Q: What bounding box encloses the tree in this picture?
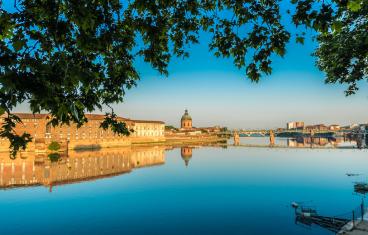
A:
[48,141,60,151]
[0,0,367,157]
[291,0,368,96]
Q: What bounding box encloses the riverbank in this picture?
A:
[133,135,228,147]
[338,212,368,235]
[339,221,368,235]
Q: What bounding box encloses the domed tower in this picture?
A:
[181,109,192,129]
[181,147,192,167]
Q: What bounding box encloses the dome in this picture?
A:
[181,109,192,121]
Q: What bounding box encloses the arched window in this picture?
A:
[46,123,51,134]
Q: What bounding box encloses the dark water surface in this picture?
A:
[1,144,367,235]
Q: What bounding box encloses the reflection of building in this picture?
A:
[0,146,166,189]
[287,122,304,130]
[181,147,192,167]
[0,113,165,152]
[287,137,344,147]
[355,124,368,149]
[131,146,165,168]
[180,109,192,130]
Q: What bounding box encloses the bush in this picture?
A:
[48,141,61,151]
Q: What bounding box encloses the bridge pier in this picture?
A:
[269,130,275,146]
[234,132,240,146]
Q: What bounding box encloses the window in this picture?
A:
[46,123,51,134]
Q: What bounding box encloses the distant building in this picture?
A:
[329,124,341,131]
[305,124,328,131]
[181,109,192,130]
[199,126,221,133]
[350,124,359,129]
[166,109,223,138]
[287,121,304,130]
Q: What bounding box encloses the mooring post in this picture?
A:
[353,211,355,228]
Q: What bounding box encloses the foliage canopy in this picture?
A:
[48,141,60,151]
[0,0,367,157]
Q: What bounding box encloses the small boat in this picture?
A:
[300,207,317,217]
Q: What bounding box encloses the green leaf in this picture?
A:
[347,0,362,12]
[12,40,25,52]
[332,21,343,33]
[296,36,305,44]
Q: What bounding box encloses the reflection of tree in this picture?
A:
[48,153,61,162]
[354,183,368,195]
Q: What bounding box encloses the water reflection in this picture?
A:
[0,146,166,190]
[1,145,368,235]
[287,137,340,148]
[287,137,362,148]
[181,147,193,167]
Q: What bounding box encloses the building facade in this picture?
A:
[286,121,304,130]
[329,124,341,131]
[180,109,192,129]
[0,113,165,152]
[305,124,329,131]
[130,120,165,143]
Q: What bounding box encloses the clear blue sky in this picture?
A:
[114,18,367,129]
[5,1,367,129]
[116,37,367,129]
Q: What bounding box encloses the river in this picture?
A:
[0,137,367,235]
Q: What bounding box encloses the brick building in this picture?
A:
[0,113,165,152]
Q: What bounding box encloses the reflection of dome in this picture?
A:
[181,109,192,121]
[181,147,192,167]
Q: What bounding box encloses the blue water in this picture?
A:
[1,146,367,235]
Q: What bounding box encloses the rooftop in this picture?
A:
[2,113,164,124]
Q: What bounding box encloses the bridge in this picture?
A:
[217,129,368,137]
